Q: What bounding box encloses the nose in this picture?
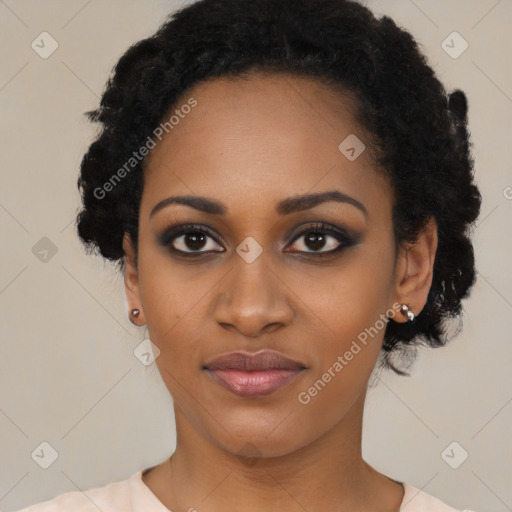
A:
[213,256,294,338]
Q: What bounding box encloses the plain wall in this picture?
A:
[1,1,511,510]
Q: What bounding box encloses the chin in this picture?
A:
[209,420,314,460]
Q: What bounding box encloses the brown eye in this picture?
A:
[159,224,224,255]
[285,223,358,256]
[177,232,209,251]
[294,231,337,252]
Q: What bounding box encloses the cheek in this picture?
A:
[137,229,208,324]
[136,249,205,366]
[292,240,396,397]
[294,239,395,344]
[291,278,392,437]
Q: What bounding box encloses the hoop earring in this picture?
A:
[400,304,415,322]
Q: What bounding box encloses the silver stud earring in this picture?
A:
[130,309,140,324]
[400,304,415,322]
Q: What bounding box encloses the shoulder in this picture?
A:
[15,472,137,512]
[401,482,478,512]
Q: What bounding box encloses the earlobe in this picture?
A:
[391,217,438,321]
[122,233,145,325]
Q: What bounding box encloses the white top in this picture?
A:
[16,467,477,511]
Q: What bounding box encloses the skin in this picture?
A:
[122,71,438,512]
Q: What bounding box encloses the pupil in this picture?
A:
[186,232,206,250]
[306,232,325,251]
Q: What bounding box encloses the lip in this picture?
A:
[203,350,307,397]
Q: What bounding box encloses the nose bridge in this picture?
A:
[213,243,292,335]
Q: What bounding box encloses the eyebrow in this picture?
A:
[149,190,368,219]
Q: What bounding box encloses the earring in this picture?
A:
[130,309,140,325]
[400,304,415,322]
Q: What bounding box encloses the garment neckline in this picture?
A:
[131,467,417,511]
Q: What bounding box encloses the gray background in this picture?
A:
[1,1,511,511]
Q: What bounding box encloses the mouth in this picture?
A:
[203,350,307,397]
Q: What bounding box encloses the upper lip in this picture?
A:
[203,350,306,371]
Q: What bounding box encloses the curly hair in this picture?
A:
[75,0,481,375]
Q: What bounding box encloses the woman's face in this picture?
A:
[124,72,412,458]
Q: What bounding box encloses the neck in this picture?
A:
[145,390,403,512]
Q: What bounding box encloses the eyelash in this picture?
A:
[159,222,359,259]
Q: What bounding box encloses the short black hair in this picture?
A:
[75,0,481,375]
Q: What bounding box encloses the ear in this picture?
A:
[390,217,438,322]
[122,232,145,325]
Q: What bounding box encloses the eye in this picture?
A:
[285,223,356,256]
[159,222,358,258]
[159,224,224,256]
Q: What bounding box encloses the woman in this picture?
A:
[19,0,481,510]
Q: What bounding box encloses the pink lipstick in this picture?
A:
[203,350,306,397]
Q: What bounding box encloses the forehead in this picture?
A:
[147,71,365,163]
[141,72,389,220]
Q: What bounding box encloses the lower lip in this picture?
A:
[205,368,304,397]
